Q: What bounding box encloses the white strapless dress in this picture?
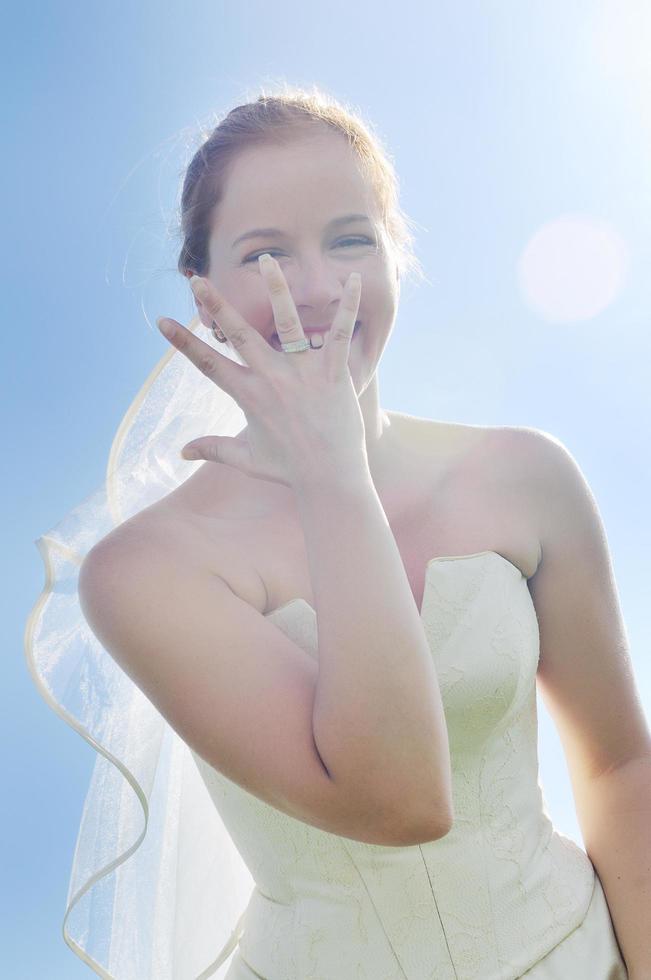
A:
[190,551,628,979]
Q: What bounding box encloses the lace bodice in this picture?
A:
[190,550,595,980]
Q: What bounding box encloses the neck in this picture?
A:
[190,371,402,511]
[356,371,396,487]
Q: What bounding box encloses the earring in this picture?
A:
[211,320,228,343]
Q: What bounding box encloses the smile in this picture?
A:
[271,321,361,347]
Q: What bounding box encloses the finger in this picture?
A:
[324,273,362,375]
[190,275,271,369]
[181,433,252,471]
[258,254,310,353]
[156,316,249,401]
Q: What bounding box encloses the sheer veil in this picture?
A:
[24,313,258,979]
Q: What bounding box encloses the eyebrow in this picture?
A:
[231,213,373,250]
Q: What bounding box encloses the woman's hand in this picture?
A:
[156,254,367,489]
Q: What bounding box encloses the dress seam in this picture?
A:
[338,842,410,979]
[418,844,459,979]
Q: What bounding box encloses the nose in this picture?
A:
[283,259,349,324]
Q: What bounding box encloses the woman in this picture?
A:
[27,87,648,978]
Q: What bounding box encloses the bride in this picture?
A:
[30,85,644,978]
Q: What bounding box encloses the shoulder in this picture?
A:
[498,426,600,542]
[416,415,542,491]
[498,423,573,463]
[483,426,603,550]
[463,422,560,469]
[85,455,239,563]
[81,493,207,589]
[504,427,620,611]
[390,413,545,504]
[422,423,573,577]
[494,423,581,474]
[81,483,267,615]
[79,504,225,641]
[390,411,510,463]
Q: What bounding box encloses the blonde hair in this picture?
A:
[176,82,425,286]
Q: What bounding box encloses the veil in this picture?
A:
[24,313,257,979]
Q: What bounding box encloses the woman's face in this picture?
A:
[199,132,400,386]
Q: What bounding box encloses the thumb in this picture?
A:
[181,435,251,471]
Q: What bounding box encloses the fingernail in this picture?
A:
[157,317,174,337]
[181,446,201,460]
[258,253,274,269]
[190,275,207,293]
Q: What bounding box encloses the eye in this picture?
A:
[242,237,376,264]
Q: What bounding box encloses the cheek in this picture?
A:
[222,278,270,329]
[364,280,396,318]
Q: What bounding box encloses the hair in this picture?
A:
[175,82,425,288]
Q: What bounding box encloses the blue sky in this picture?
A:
[5,1,651,975]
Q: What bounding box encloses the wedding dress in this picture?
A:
[25,316,627,978]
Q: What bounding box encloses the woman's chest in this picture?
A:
[254,478,538,616]
[164,424,541,616]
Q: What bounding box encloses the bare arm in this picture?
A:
[153,260,452,839]
[523,427,651,973]
[79,532,443,847]
[296,464,454,837]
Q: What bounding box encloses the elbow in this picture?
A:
[432,808,454,840]
[422,805,454,843]
[400,770,455,845]
[419,775,455,842]
[401,801,455,846]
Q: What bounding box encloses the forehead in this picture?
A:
[215,134,380,238]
